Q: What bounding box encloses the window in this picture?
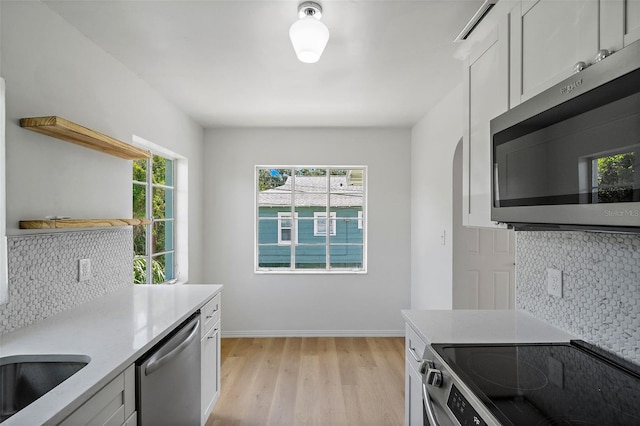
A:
[133,154,176,284]
[278,212,298,245]
[256,166,366,273]
[314,212,336,236]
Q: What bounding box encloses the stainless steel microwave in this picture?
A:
[490,41,640,233]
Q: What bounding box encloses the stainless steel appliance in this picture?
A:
[421,340,640,425]
[490,39,640,233]
[136,312,201,426]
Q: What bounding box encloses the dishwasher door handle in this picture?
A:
[145,319,200,376]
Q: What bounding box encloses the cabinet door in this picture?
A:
[601,0,640,50]
[462,17,509,229]
[510,0,599,104]
[406,361,424,426]
[201,322,220,425]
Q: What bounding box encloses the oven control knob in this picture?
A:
[426,368,443,387]
[420,360,434,375]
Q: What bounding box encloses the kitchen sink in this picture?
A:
[0,354,90,422]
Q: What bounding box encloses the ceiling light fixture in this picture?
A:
[289,1,330,64]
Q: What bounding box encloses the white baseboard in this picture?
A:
[221,329,404,338]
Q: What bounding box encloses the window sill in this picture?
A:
[255,269,367,275]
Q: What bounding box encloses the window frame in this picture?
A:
[255,166,367,274]
[313,211,337,236]
[278,212,299,245]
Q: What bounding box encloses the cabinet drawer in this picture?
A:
[405,324,427,373]
[60,364,134,426]
[201,293,221,337]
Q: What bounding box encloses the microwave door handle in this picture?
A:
[422,381,441,426]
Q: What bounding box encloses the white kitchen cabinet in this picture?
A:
[600,0,640,51]
[404,323,427,426]
[508,0,639,106]
[201,295,221,426]
[59,364,135,426]
[462,15,510,229]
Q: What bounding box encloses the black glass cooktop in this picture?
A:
[432,341,640,426]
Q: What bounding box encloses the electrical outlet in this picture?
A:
[79,259,91,282]
[547,268,563,297]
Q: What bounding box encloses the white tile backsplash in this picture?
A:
[516,231,640,364]
[0,229,133,334]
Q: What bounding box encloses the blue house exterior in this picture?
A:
[257,175,364,269]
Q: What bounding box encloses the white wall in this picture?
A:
[1,1,205,281]
[204,128,411,335]
[410,85,463,309]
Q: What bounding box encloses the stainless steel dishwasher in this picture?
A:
[136,311,201,426]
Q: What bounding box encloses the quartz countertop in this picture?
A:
[401,309,576,345]
[0,284,222,426]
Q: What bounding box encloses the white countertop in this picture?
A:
[401,309,576,345]
[0,284,223,426]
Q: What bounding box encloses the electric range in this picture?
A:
[421,340,640,426]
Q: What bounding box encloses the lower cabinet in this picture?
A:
[60,364,135,426]
[405,324,427,426]
[200,298,221,426]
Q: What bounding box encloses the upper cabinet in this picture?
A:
[510,0,640,106]
[462,15,510,229]
[462,0,636,229]
[600,0,640,50]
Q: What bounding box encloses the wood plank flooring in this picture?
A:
[207,337,405,426]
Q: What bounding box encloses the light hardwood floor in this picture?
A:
[207,337,406,426]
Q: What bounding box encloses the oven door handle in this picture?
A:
[422,381,441,426]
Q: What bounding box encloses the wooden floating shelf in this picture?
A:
[19,116,151,160]
[19,218,151,230]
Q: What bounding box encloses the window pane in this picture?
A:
[133,225,146,256]
[133,183,146,219]
[330,244,364,269]
[257,218,278,245]
[153,187,174,219]
[294,168,327,194]
[134,257,147,284]
[152,155,174,186]
[133,159,147,182]
[258,244,291,268]
[317,216,327,234]
[295,244,326,269]
[257,168,290,191]
[334,216,361,242]
[153,220,174,253]
[151,252,174,283]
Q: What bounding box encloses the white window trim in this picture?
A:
[313,211,336,236]
[357,211,363,230]
[132,135,188,283]
[278,212,298,245]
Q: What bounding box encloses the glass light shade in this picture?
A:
[289,16,330,64]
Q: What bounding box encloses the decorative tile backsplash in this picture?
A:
[0,229,133,334]
[516,231,640,364]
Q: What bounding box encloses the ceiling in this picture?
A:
[44,0,484,128]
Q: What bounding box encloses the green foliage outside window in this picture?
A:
[596,152,636,203]
[133,155,174,284]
